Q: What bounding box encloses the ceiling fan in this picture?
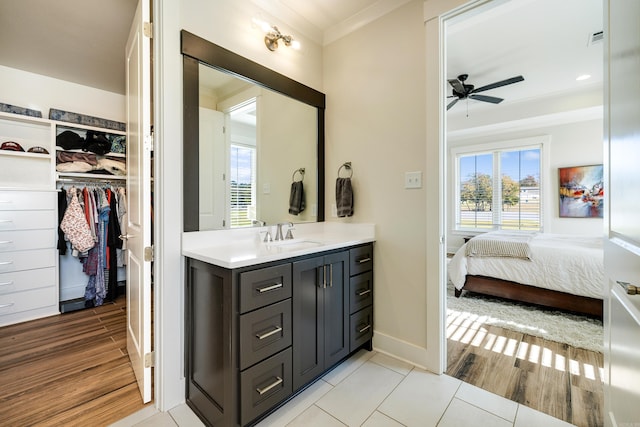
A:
[447,74,524,110]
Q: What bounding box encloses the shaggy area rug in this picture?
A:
[447,282,603,353]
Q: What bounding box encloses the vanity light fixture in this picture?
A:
[252,17,300,51]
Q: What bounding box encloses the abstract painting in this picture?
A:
[559,164,604,218]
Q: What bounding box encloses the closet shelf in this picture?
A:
[57,172,126,181]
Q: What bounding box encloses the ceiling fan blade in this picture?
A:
[471,75,524,94]
[447,98,459,110]
[469,94,504,104]
[448,78,465,94]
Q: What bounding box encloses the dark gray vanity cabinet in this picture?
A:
[185,243,373,426]
[291,251,349,391]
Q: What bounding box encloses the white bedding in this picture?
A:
[448,233,604,299]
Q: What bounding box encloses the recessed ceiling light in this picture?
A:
[576,74,591,81]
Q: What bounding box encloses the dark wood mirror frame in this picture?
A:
[181,30,326,232]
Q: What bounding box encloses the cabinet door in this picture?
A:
[292,256,325,391]
[323,251,349,368]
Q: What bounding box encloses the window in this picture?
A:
[229,144,256,228]
[454,139,543,232]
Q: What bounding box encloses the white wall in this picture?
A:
[446,118,604,252]
[324,0,430,364]
[0,65,125,122]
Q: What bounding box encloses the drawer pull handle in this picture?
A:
[0,241,14,245]
[0,220,12,223]
[256,283,283,293]
[0,281,14,286]
[0,201,11,204]
[357,289,371,296]
[358,324,371,334]
[256,376,283,395]
[358,257,371,264]
[256,326,283,340]
[0,261,14,266]
[0,302,15,309]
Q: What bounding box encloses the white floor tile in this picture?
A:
[256,379,334,427]
[168,403,206,427]
[514,404,576,427]
[439,398,512,427]
[286,405,346,427]
[132,412,179,427]
[322,349,376,386]
[109,406,160,427]
[361,411,406,427]
[370,352,414,376]
[316,361,404,426]
[455,381,518,422]
[378,368,461,427]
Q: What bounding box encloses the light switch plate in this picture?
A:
[405,171,422,189]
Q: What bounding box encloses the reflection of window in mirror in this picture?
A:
[229,100,257,228]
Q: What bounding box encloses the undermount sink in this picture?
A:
[265,239,323,251]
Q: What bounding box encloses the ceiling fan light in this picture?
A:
[576,74,591,81]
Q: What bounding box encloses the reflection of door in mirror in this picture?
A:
[199,63,318,230]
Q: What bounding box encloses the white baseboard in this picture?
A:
[372,330,431,372]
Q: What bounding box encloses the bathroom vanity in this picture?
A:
[182,223,375,426]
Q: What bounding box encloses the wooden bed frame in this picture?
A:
[455,274,603,319]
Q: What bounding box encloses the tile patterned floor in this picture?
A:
[111,350,576,427]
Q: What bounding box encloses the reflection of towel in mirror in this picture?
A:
[289,181,305,215]
[336,177,353,217]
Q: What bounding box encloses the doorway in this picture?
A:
[438,0,605,425]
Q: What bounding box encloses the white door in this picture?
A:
[603,1,640,425]
[199,108,226,229]
[125,0,152,403]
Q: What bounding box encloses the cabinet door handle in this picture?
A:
[357,289,371,296]
[0,281,14,286]
[358,257,371,264]
[358,324,371,333]
[256,326,283,340]
[256,376,283,395]
[322,265,327,289]
[329,264,333,287]
[0,261,14,266]
[256,283,283,293]
[0,302,15,309]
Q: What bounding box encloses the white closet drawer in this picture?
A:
[0,249,56,273]
[0,286,57,317]
[0,210,57,231]
[0,229,56,252]
[0,267,57,295]
[0,191,56,211]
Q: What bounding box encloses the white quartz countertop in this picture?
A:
[182,222,375,269]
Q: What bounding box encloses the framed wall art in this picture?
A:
[558,164,604,218]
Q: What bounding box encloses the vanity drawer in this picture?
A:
[0,267,57,295]
[239,298,292,370]
[240,347,292,426]
[349,271,373,314]
[350,306,373,352]
[0,191,56,211]
[0,210,56,231]
[240,263,292,314]
[0,249,56,273]
[349,244,373,276]
[0,229,56,252]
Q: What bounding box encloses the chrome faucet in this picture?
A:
[275,222,293,241]
[252,220,266,227]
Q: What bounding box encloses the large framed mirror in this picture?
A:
[181,30,325,232]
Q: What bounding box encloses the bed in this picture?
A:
[448,231,604,318]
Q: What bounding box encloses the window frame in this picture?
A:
[450,135,550,234]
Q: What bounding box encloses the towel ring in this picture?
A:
[338,162,353,178]
[292,168,305,182]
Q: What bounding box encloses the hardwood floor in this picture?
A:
[447,322,604,427]
[0,295,150,426]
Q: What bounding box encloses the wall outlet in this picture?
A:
[405,171,422,189]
